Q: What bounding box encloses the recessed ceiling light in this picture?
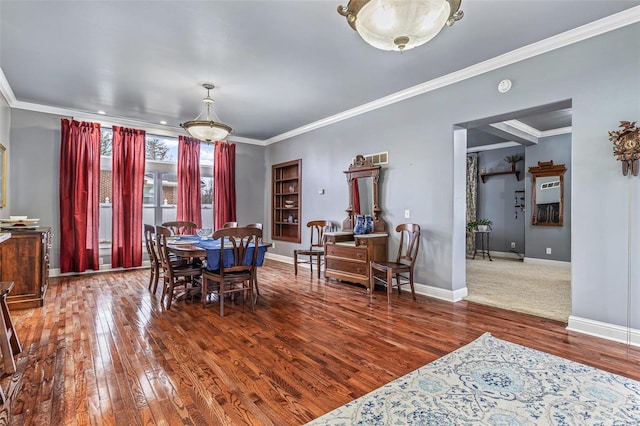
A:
[160,120,167,125]
[97,110,106,115]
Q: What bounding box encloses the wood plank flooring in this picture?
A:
[1,260,638,425]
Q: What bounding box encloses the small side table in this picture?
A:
[472,230,492,261]
[0,281,21,403]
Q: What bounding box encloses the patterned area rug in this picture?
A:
[306,333,640,425]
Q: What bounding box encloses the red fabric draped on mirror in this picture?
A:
[352,178,361,214]
[213,141,236,230]
[59,119,101,273]
[111,126,146,268]
[177,136,202,227]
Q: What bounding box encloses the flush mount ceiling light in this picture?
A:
[337,0,463,51]
[180,83,232,142]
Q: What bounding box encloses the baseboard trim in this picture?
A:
[50,261,151,278]
[414,282,467,302]
[265,253,294,265]
[523,257,571,267]
[567,316,639,347]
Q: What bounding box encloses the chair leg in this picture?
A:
[166,281,174,310]
[294,251,298,275]
[309,255,313,277]
[148,267,155,290]
[151,264,160,293]
[409,271,417,301]
[369,263,374,304]
[386,268,393,305]
[316,254,321,279]
[220,281,225,317]
[202,277,208,308]
[396,273,402,295]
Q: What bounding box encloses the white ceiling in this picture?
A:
[1,1,638,144]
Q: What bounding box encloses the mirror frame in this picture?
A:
[343,155,386,232]
[528,160,567,226]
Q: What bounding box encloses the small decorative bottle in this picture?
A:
[353,215,366,235]
[364,215,373,233]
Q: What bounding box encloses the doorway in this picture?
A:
[455,101,573,322]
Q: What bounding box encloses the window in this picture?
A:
[99,129,214,244]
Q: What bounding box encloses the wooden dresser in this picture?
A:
[324,232,388,288]
[0,227,51,309]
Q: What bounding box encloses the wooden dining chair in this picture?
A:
[144,224,161,293]
[156,225,203,309]
[245,223,263,295]
[369,223,421,304]
[161,220,197,235]
[201,226,262,316]
[294,220,332,278]
[222,221,238,228]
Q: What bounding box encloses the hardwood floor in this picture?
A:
[1,260,639,425]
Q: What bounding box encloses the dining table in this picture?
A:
[166,235,270,269]
[166,235,271,302]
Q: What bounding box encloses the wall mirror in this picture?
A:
[343,155,386,232]
[0,143,5,208]
[529,160,567,226]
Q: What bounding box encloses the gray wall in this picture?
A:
[8,109,265,269]
[525,134,572,261]
[0,95,9,219]
[265,24,639,329]
[476,146,526,255]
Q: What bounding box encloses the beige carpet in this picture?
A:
[465,257,571,323]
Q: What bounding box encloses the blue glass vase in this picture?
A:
[353,215,366,235]
[364,215,373,233]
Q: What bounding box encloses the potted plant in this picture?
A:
[504,154,523,171]
[467,219,492,232]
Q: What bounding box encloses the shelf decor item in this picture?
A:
[364,215,373,233]
[504,154,523,172]
[467,218,492,232]
[353,215,366,235]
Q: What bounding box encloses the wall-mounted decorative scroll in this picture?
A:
[608,121,640,177]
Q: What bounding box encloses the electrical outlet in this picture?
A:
[271,242,275,249]
[510,242,516,249]
[546,247,552,255]
[404,209,411,219]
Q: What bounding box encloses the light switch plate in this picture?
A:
[404,209,410,219]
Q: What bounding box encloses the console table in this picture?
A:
[324,232,388,289]
[0,227,51,308]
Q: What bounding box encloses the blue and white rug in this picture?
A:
[307,333,640,425]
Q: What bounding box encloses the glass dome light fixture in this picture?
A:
[180,83,232,142]
[337,0,463,52]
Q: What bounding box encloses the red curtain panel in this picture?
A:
[213,141,236,230]
[177,136,202,227]
[59,118,101,273]
[111,126,146,268]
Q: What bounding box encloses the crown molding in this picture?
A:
[540,126,572,137]
[264,6,639,145]
[1,6,637,145]
[501,119,543,138]
[466,141,521,153]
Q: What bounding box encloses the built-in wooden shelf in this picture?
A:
[272,159,302,243]
[481,170,520,183]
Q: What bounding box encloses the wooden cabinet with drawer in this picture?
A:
[0,228,51,309]
[324,233,388,288]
